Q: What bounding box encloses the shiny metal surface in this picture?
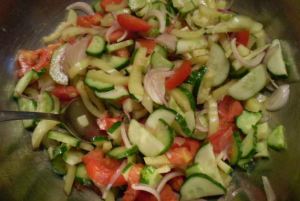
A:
[0,0,299,200]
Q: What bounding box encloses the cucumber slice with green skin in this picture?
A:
[38,91,54,113]
[13,69,36,98]
[106,39,134,52]
[228,64,268,101]
[185,67,207,99]
[236,110,262,135]
[247,34,257,49]
[107,121,122,145]
[180,1,196,13]
[229,66,250,79]
[95,86,129,100]
[171,87,196,112]
[154,44,168,58]
[122,162,134,181]
[92,0,103,13]
[145,108,177,129]
[84,76,115,92]
[63,150,84,165]
[176,38,207,54]
[140,165,162,188]
[217,160,233,175]
[18,97,37,129]
[228,131,243,165]
[48,131,81,147]
[36,68,47,77]
[191,129,207,140]
[128,119,165,157]
[101,54,130,70]
[49,44,68,85]
[237,157,252,171]
[52,155,67,175]
[128,0,148,11]
[207,43,230,87]
[155,119,175,154]
[194,142,223,185]
[241,126,258,158]
[92,136,109,146]
[53,143,71,157]
[107,146,138,159]
[254,140,269,158]
[76,163,93,186]
[180,173,226,201]
[267,39,288,79]
[173,113,193,137]
[150,52,175,69]
[186,163,203,178]
[86,36,106,57]
[268,125,285,151]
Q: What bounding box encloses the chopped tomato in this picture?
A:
[165,60,192,90]
[218,96,243,122]
[168,176,185,192]
[97,117,122,130]
[123,164,144,201]
[236,30,250,47]
[101,0,123,12]
[137,184,178,201]
[106,29,133,43]
[85,159,127,187]
[52,85,80,101]
[166,147,193,165]
[82,148,104,164]
[77,13,103,28]
[18,49,48,77]
[117,14,152,32]
[171,137,201,157]
[117,96,129,104]
[114,48,130,58]
[205,127,233,154]
[136,39,157,55]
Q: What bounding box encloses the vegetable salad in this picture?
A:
[14,0,289,200]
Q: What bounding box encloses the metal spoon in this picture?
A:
[0,97,98,141]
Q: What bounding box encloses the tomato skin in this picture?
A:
[171,137,201,157]
[82,148,104,164]
[236,30,250,46]
[123,164,144,201]
[117,14,152,32]
[169,176,185,192]
[114,48,130,58]
[97,117,122,130]
[77,13,103,28]
[205,128,233,154]
[218,96,243,122]
[106,29,133,43]
[101,0,123,11]
[167,147,193,165]
[52,85,80,101]
[85,159,127,187]
[165,60,192,90]
[137,184,178,201]
[136,39,157,55]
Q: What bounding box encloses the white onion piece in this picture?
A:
[266,84,290,112]
[121,123,132,149]
[102,160,128,199]
[132,184,161,201]
[65,37,89,67]
[174,137,186,146]
[196,109,209,133]
[265,69,279,89]
[105,22,121,42]
[145,9,166,33]
[155,33,177,52]
[106,0,128,12]
[156,172,184,193]
[262,176,276,201]
[66,2,95,15]
[263,44,279,64]
[231,38,265,68]
[117,30,128,42]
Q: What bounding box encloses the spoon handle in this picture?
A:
[0,111,61,122]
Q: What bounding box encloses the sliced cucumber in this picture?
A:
[170,87,196,112]
[107,146,138,159]
[140,165,162,188]
[186,67,207,98]
[257,122,270,141]
[106,39,134,52]
[194,142,223,185]
[76,163,93,186]
[237,157,252,171]
[48,131,80,147]
[236,110,262,135]
[191,129,208,140]
[107,121,122,145]
[150,52,175,69]
[186,163,203,178]
[101,54,130,70]
[176,38,208,54]
[267,39,288,79]
[254,140,269,158]
[228,64,268,100]
[84,77,114,92]
[86,36,106,57]
[91,135,109,146]
[122,162,134,181]
[155,119,175,154]
[268,125,285,151]
[53,143,71,157]
[50,44,68,85]
[18,97,37,129]
[145,107,177,129]
[52,155,67,175]
[217,160,233,175]
[228,131,242,165]
[144,155,169,168]
[95,86,129,100]
[92,0,103,13]
[229,67,250,79]
[173,112,193,137]
[63,150,84,165]
[13,69,36,98]
[207,43,230,87]
[180,1,196,13]
[241,127,258,158]
[129,0,148,11]
[38,91,54,113]
[180,173,226,201]
[154,44,168,58]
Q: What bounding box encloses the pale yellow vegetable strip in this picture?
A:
[106,0,128,11]
[207,97,219,136]
[212,80,237,101]
[171,29,205,39]
[64,164,76,195]
[67,9,78,26]
[32,120,59,150]
[51,94,60,114]
[76,80,106,118]
[89,58,122,76]
[170,88,191,112]
[99,186,115,201]
[87,70,129,85]
[43,22,71,43]
[197,70,215,104]
[123,98,135,113]
[132,109,148,120]
[86,87,106,113]
[129,48,147,102]
[69,57,90,79]
[61,27,98,41]
[142,92,153,113]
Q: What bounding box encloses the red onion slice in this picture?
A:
[66,2,95,15]
[145,9,166,33]
[105,21,121,42]
[263,44,279,64]
[117,30,128,42]
[155,33,177,52]
[132,184,161,201]
[121,123,132,149]
[65,37,89,67]
[156,171,184,193]
[262,176,276,201]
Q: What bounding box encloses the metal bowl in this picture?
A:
[0,0,299,200]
